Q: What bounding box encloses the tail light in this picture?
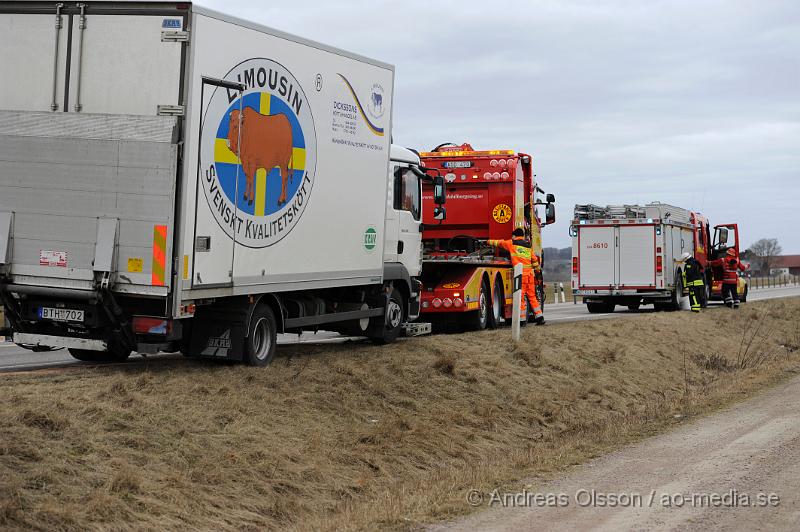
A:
[490,159,498,167]
[453,298,464,307]
[492,172,501,179]
[483,172,492,179]
[499,159,507,167]
[133,317,171,335]
[507,158,515,167]
[443,298,453,308]
[432,298,443,308]
[501,171,509,179]
[572,257,578,275]
[656,256,663,274]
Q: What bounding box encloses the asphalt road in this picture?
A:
[432,370,800,531]
[2,285,799,373]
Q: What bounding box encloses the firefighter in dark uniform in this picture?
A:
[679,252,704,313]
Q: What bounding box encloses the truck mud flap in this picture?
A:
[188,304,248,361]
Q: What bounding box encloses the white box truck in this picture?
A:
[570,202,696,313]
[0,1,446,365]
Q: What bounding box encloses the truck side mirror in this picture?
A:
[546,193,555,203]
[545,203,556,225]
[717,227,729,246]
[433,176,446,205]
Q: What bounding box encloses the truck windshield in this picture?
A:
[394,167,421,221]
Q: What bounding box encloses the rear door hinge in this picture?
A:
[157,105,185,116]
[162,30,190,42]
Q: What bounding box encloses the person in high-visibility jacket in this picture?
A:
[678,252,705,313]
[488,227,545,325]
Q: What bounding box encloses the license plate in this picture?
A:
[39,307,84,323]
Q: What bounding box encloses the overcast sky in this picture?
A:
[203,0,799,253]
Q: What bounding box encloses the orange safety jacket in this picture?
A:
[488,238,540,272]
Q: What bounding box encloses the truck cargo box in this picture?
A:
[0,1,394,313]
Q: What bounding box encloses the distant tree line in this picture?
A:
[744,238,783,275]
[542,247,572,280]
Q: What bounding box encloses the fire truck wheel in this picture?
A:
[627,302,641,311]
[586,301,612,314]
[369,287,404,344]
[669,274,684,311]
[244,305,277,366]
[701,282,710,308]
[488,276,504,329]
[464,281,490,331]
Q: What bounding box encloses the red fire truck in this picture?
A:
[570,202,746,312]
[419,144,556,330]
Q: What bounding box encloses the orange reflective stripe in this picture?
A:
[152,225,167,286]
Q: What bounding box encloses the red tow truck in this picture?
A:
[419,144,556,330]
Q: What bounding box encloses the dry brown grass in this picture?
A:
[1,299,800,531]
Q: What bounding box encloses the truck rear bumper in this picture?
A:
[576,289,668,297]
[13,332,107,352]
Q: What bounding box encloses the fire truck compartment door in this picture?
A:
[578,226,616,287]
[617,225,656,287]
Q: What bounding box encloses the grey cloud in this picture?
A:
[202,0,800,252]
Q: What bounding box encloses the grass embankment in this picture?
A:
[2,299,800,530]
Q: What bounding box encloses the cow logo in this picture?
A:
[368,83,385,119]
[492,203,512,224]
[200,58,317,248]
[338,74,385,137]
[363,227,378,251]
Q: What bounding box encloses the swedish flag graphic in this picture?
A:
[213,92,307,217]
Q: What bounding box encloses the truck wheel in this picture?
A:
[669,274,684,311]
[68,348,130,363]
[740,286,748,303]
[465,281,490,331]
[627,302,641,311]
[700,282,710,309]
[369,287,404,344]
[488,276,504,329]
[586,302,607,314]
[244,305,277,366]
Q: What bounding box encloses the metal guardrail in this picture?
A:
[750,275,799,289]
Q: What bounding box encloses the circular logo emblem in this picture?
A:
[363,227,378,251]
[200,58,317,248]
[367,83,385,119]
[492,203,512,224]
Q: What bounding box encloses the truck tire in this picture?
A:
[369,287,404,344]
[627,302,641,311]
[740,286,748,303]
[244,305,277,366]
[488,276,504,329]
[668,274,684,311]
[700,282,710,309]
[464,280,490,331]
[586,301,614,314]
[68,347,131,363]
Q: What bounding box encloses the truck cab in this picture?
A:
[385,146,424,280]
